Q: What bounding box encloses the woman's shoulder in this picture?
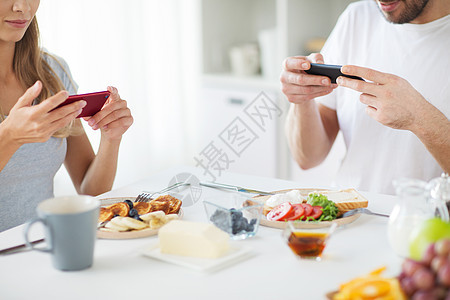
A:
[41,49,78,94]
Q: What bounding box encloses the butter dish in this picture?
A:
[139,242,254,273]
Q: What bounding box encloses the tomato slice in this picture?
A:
[284,204,305,221]
[310,206,323,220]
[301,203,313,216]
[267,202,293,221]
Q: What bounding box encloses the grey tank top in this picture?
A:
[0,52,78,232]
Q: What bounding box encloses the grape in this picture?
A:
[403,258,424,276]
[438,261,450,286]
[432,286,447,299]
[398,271,406,281]
[412,267,435,290]
[432,256,448,273]
[423,243,437,266]
[412,291,435,300]
[412,290,438,300]
[400,276,416,296]
[435,239,450,257]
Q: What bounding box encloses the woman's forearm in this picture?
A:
[79,136,121,195]
[0,124,21,172]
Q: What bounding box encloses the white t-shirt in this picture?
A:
[317,1,450,195]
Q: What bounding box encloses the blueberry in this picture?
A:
[129,208,138,217]
[246,224,255,232]
[249,219,257,226]
[113,214,120,218]
[133,215,144,222]
[124,199,133,210]
[210,210,228,224]
[230,209,243,218]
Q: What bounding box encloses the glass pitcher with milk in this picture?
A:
[387,176,449,257]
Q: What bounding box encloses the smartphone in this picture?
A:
[305,63,364,83]
[55,91,110,118]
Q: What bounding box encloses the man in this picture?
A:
[281,0,450,194]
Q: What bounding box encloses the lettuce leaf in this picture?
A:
[306,193,339,221]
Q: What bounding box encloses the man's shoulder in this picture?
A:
[343,1,380,19]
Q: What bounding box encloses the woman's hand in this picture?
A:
[3,81,85,146]
[337,65,430,131]
[280,53,337,104]
[84,86,133,140]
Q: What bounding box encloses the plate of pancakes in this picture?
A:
[97,195,183,239]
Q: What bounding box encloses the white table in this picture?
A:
[0,166,403,300]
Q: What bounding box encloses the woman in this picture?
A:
[0,0,133,231]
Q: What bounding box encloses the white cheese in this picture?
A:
[158,220,230,259]
[266,190,304,208]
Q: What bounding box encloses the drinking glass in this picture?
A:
[282,221,337,261]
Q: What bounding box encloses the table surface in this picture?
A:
[0,166,403,300]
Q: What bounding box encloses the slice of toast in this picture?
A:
[312,188,368,214]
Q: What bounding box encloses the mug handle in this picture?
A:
[23,217,52,252]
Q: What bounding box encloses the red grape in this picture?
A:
[412,290,438,300]
[423,243,437,266]
[438,261,450,286]
[432,256,448,273]
[435,239,450,257]
[400,276,416,296]
[403,258,424,276]
[412,267,435,290]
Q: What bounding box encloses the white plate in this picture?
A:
[139,242,254,273]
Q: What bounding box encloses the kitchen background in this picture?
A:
[36,0,359,195]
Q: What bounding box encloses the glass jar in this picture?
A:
[387,178,449,257]
[428,173,450,215]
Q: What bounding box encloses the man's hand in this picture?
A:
[337,65,450,173]
[337,65,430,131]
[280,53,337,104]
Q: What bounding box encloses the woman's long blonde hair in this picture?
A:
[2,17,78,138]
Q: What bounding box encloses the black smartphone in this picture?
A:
[305,63,364,83]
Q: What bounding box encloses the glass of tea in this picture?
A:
[282,221,338,261]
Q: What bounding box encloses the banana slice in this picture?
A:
[166,214,179,221]
[98,227,117,232]
[140,211,166,222]
[149,218,167,229]
[121,217,148,230]
[105,218,129,232]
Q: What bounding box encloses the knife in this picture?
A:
[199,182,274,196]
[0,238,44,256]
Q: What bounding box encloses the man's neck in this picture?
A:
[412,0,450,24]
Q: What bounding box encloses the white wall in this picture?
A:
[36,0,202,196]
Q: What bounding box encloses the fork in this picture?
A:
[134,181,190,203]
[342,208,389,218]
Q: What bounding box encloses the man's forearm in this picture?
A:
[411,102,450,173]
[285,102,336,169]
